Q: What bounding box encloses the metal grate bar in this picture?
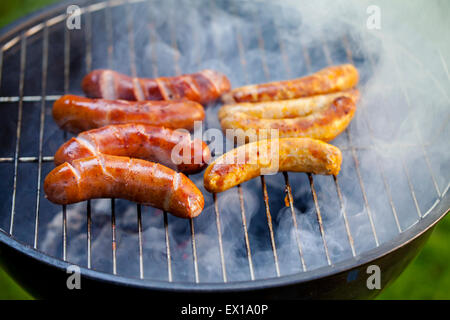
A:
[145,1,173,282]
[197,0,228,283]
[363,42,423,220]
[234,24,250,85]
[348,119,401,231]
[62,205,67,261]
[0,95,61,103]
[308,174,332,265]
[84,9,92,74]
[283,173,307,270]
[85,8,93,269]
[309,38,364,250]
[444,183,450,198]
[439,49,450,81]
[231,6,281,277]
[393,45,449,194]
[208,163,227,281]
[333,176,356,256]
[111,198,117,274]
[137,204,144,279]
[63,26,70,96]
[213,193,227,282]
[255,11,307,270]
[301,37,312,74]
[341,36,401,232]
[254,21,270,81]
[433,114,449,150]
[393,52,442,198]
[9,35,27,236]
[346,128,381,242]
[237,185,255,280]
[292,38,360,256]
[166,6,200,283]
[105,0,118,275]
[189,217,199,283]
[86,200,92,268]
[0,144,427,164]
[321,40,380,246]
[148,23,159,78]
[163,210,172,282]
[105,0,114,68]
[60,13,72,261]
[126,1,138,78]
[402,157,422,218]
[34,23,49,249]
[260,176,281,276]
[273,20,291,78]
[270,10,338,264]
[125,0,145,279]
[210,0,256,281]
[1,157,44,163]
[198,24,229,281]
[168,4,181,76]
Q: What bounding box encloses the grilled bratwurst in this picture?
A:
[53,95,205,133]
[54,124,210,174]
[44,154,204,219]
[222,64,358,103]
[219,89,358,142]
[82,69,231,105]
[203,137,342,193]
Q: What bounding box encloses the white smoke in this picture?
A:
[37,0,449,282]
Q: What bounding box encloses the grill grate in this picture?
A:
[0,0,448,287]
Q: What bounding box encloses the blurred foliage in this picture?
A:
[0,0,448,300]
[0,267,32,299]
[377,214,450,300]
[0,0,58,28]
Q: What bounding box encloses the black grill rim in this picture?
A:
[0,188,447,293]
[0,0,448,293]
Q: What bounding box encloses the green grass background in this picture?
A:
[0,0,448,300]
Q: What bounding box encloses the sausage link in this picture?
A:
[204,138,342,193]
[81,69,231,104]
[53,95,205,133]
[44,154,204,219]
[219,90,358,142]
[54,124,210,174]
[222,64,358,103]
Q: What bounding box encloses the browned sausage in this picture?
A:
[44,154,204,219]
[54,124,210,174]
[204,138,342,193]
[81,69,231,104]
[222,64,358,103]
[53,95,205,133]
[219,90,358,142]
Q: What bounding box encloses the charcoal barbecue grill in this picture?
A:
[0,0,448,299]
